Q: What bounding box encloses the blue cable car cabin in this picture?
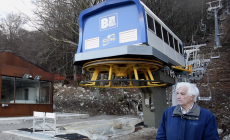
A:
[74,0,187,88]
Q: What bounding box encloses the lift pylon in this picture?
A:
[206,0,223,47]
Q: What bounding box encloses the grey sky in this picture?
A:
[0,0,36,30]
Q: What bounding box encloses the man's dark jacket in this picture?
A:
[156,103,219,140]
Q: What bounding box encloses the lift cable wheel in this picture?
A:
[80,58,167,88]
[80,58,191,88]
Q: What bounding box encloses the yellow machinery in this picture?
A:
[80,58,192,88]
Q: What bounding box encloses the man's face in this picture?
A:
[177,86,194,108]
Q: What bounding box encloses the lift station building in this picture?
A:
[0,50,54,117]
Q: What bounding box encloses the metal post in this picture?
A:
[227,0,230,14]
[121,82,124,98]
[214,8,221,47]
[172,77,178,106]
[166,86,170,107]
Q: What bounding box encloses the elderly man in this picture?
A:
[156,82,219,140]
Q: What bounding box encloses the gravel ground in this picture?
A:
[0,115,157,140]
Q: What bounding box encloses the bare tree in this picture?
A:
[0,13,27,51]
[26,0,106,79]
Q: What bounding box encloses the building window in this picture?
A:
[24,89,29,100]
[179,43,183,54]
[40,81,51,104]
[155,20,162,39]
[1,76,14,103]
[147,14,155,33]
[174,38,179,53]
[1,76,51,104]
[169,34,174,49]
[15,78,40,104]
[162,27,169,44]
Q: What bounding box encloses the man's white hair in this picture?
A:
[176,82,199,102]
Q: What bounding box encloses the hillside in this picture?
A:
[196,22,230,139]
[197,46,230,138]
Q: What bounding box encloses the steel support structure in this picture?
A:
[214,8,222,47]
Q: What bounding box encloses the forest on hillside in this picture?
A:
[0,0,229,78]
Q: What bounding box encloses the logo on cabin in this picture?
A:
[103,34,116,46]
[100,13,118,31]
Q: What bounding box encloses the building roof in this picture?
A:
[0,50,45,71]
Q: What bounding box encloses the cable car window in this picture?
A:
[179,43,183,54]
[162,27,169,44]
[174,38,179,52]
[155,20,162,39]
[169,34,174,49]
[147,14,155,33]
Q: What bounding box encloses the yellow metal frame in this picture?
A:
[80,83,167,88]
[80,58,166,88]
[85,68,99,86]
[80,59,193,88]
[171,65,193,74]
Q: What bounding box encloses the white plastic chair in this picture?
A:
[44,112,57,136]
[33,111,45,133]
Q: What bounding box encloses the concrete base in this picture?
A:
[140,87,167,128]
[2,117,154,140]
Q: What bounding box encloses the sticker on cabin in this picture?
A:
[103,34,116,46]
[100,13,118,31]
